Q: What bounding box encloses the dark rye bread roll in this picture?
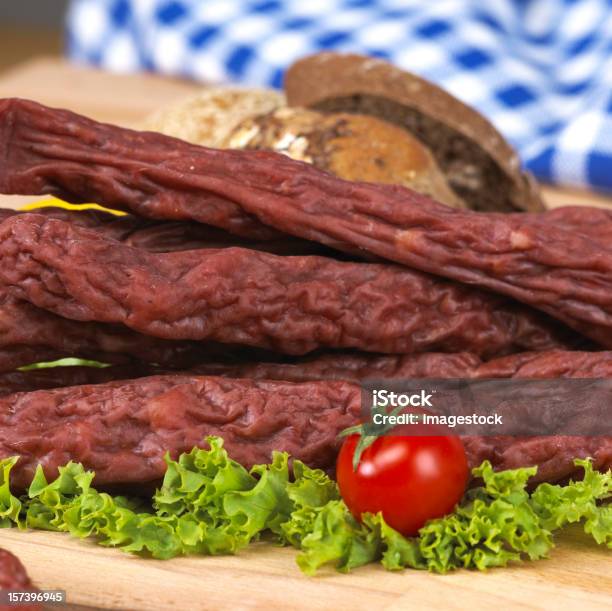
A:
[224,107,466,208]
[285,52,544,213]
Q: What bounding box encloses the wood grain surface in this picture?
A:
[0,526,611,611]
[0,57,610,611]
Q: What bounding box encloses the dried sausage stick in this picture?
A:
[0,214,581,358]
[1,99,612,344]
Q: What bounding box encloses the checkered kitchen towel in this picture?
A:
[66,0,612,192]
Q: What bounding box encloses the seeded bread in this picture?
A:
[142,87,286,147]
[284,53,543,212]
[225,107,465,208]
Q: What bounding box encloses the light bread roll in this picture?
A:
[143,87,286,147]
[224,107,466,208]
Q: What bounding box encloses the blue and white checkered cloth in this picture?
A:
[66,0,612,192]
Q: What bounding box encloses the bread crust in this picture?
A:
[285,53,543,212]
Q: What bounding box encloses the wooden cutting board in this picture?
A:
[0,526,611,611]
[0,57,611,611]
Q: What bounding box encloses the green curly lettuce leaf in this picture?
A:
[18,358,110,371]
[0,457,22,528]
[153,437,260,554]
[278,461,340,548]
[0,440,610,574]
[530,459,612,547]
[410,462,551,573]
[23,461,179,558]
[291,501,382,574]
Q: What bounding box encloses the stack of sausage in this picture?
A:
[0,98,610,493]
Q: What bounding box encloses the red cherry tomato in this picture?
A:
[336,435,469,537]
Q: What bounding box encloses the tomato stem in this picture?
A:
[339,403,410,471]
